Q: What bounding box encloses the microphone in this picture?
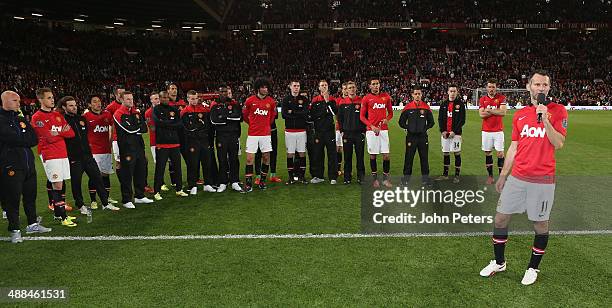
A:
[536,93,548,123]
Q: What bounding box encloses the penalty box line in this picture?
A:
[1,230,611,241]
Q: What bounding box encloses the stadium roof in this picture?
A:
[1,0,230,28]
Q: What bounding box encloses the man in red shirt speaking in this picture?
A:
[480,70,568,286]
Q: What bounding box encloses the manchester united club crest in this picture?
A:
[52,174,58,179]
[298,100,303,105]
[190,147,195,152]
[169,111,175,117]
[125,155,132,161]
[19,122,27,129]
[8,170,15,177]
[315,139,320,144]
[355,105,360,110]
[79,121,85,126]
[228,105,233,110]
[265,103,270,108]
[420,109,425,114]
[455,105,460,110]
[56,116,61,122]
[407,142,412,147]
[343,139,347,143]
[217,143,222,148]
[198,113,204,119]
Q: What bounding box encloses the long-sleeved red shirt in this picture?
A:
[360,92,394,131]
[83,110,112,154]
[144,107,156,146]
[105,100,122,141]
[31,110,75,160]
[242,95,277,136]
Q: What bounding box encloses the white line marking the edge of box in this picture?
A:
[2,230,611,241]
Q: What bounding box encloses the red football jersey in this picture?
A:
[83,110,112,154]
[360,92,394,131]
[242,95,277,136]
[479,94,506,132]
[31,110,75,160]
[511,102,568,183]
[105,100,122,141]
[446,102,454,132]
[170,99,187,111]
[144,107,156,146]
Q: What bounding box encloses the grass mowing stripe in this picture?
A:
[0,111,610,306]
[1,235,610,307]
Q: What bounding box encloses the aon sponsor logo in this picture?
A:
[373,103,386,109]
[93,125,109,133]
[520,125,546,138]
[50,125,63,132]
[254,108,269,116]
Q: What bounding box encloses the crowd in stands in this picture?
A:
[227,0,612,24]
[1,20,610,111]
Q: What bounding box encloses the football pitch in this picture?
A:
[1,110,611,306]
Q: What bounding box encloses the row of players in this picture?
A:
[1,77,507,229]
[2,71,571,287]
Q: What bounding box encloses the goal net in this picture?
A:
[469,88,529,108]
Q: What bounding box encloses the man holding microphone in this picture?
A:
[480,70,568,286]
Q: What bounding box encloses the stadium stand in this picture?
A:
[1,15,610,110]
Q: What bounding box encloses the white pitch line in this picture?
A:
[1,230,611,241]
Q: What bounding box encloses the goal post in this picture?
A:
[469,88,530,107]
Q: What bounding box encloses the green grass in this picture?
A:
[1,110,611,306]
